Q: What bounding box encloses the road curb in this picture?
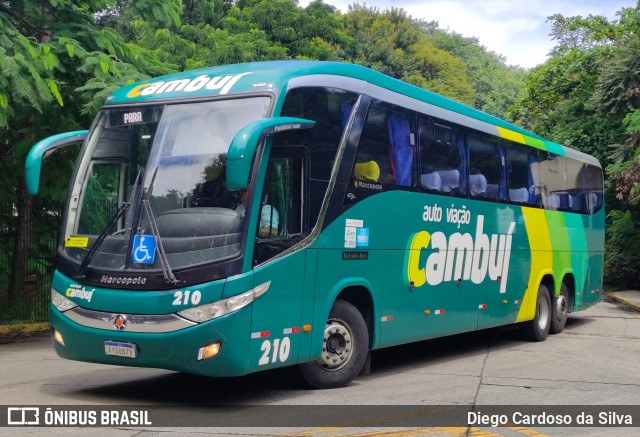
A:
[608,293,640,312]
[0,322,50,336]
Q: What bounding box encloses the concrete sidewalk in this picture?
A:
[608,290,640,312]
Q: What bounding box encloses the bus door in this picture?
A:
[249,146,316,370]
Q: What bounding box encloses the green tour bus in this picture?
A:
[26,61,604,389]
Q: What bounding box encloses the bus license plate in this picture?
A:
[104,341,137,358]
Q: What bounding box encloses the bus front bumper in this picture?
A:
[50,304,252,377]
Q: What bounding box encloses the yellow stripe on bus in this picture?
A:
[518,208,554,322]
[497,127,526,145]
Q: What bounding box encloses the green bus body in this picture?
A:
[27,61,604,388]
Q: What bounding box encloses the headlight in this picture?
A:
[51,288,78,312]
[178,281,270,323]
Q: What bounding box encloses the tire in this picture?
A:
[550,282,569,334]
[299,299,369,389]
[521,284,552,342]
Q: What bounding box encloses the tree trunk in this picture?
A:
[8,177,32,302]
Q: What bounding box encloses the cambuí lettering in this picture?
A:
[66,284,95,302]
[405,215,515,293]
[127,72,252,98]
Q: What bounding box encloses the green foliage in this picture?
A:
[510,46,617,161]
[342,5,421,78]
[15,0,628,318]
[511,5,640,288]
[423,26,526,119]
[405,38,475,106]
[0,0,179,309]
[604,210,640,288]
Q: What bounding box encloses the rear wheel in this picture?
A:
[550,282,569,334]
[299,299,368,389]
[521,284,551,342]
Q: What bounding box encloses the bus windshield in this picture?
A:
[63,97,271,273]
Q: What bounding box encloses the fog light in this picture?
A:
[197,342,221,361]
[53,329,65,346]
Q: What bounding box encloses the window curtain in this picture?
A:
[341,102,353,128]
[387,114,412,187]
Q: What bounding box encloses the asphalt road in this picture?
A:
[1,298,639,437]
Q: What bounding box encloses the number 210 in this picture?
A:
[259,337,291,365]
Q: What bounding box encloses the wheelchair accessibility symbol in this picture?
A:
[132,234,156,264]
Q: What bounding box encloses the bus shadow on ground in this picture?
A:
[66,316,595,405]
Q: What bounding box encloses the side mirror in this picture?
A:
[226,117,315,190]
[25,130,88,195]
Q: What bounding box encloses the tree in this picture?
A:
[0,0,178,303]
[423,25,526,119]
[511,5,640,288]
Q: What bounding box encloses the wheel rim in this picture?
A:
[317,318,354,371]
[538,295,550,331]
[555,294,568,323]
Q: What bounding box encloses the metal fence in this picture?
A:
[0,201,58,323]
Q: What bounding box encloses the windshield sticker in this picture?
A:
[65,236,89,248]
[66,284,94,302]
[132,235,156,264]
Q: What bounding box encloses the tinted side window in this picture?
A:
[468,131,506,201]
[418,117,466,196]
[507,142,539,206]
[253,147,308,265]
[279,87,358,227]
[538,153,567,211]
[280,87,357,180]
[567,161,603,214]
[346,100,416,203]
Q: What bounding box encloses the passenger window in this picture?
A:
[507,143,538,206]
[347,100,415,203]
[570,162,603,214]
[538,153,567,211]
[418,117,466,196]
[468,131,506,201]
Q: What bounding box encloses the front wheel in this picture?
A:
[550,282,569,334]
[521,284,551,342]
[299,299,368,389]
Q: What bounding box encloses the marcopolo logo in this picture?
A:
[126,72,252,98]
[405,214,516,293]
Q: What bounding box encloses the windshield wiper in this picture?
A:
[140,167,180,285]
[75,171,141,279]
